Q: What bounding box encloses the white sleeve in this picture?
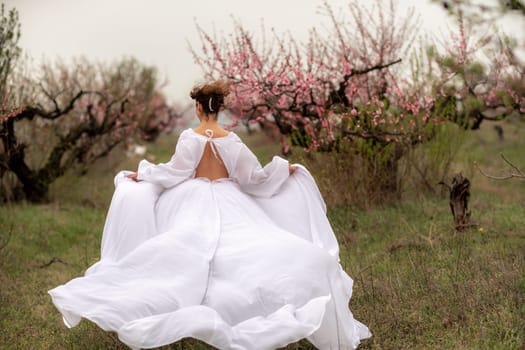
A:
[233,144,290,197]
[136,132,196,188]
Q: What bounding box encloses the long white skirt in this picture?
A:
[48,168,371,349]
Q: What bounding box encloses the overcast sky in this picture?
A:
[4,0,522,103]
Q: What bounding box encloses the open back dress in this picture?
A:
[48,128,371,350]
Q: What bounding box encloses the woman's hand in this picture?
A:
[127,172,142,182]
[288,164,297,175]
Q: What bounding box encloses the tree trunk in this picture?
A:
[380,154,399,197]
[376,143,404,200]
[448,173,471,230]
[22,178,49,203]
[6,146,50,202]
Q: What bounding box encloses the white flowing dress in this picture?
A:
[48,128,371,350]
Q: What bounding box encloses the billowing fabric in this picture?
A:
[48,128,371,350]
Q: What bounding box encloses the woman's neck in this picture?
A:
[193,117,230,137]
[197,118,219,130]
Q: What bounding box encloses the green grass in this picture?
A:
[335,197,525,349]
[1,121,524,349]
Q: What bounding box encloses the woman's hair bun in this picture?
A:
[190,80,230,117]
[190,79,230,100]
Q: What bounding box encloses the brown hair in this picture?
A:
[190,80,231,118]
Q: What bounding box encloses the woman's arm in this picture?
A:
[127,172,141,182]
[128,131,197,188]
[233,144,294,197]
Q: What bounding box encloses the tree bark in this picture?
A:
[443,173,471,230]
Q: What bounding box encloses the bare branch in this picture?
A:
[38,256,68,268]
[347,58,402,78]
[475,154,525,180]
[500,153,524,176]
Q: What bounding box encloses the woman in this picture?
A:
[48,80,371,349]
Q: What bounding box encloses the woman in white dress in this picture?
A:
[48,80,371,349]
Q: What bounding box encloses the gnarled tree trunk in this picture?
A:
[441,173,471,230]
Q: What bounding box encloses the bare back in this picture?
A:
[192,127,230,181]
[195,141,229,181]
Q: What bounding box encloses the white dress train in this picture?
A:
[48,128,371,349]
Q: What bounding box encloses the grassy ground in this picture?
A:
[0,121,524,349]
